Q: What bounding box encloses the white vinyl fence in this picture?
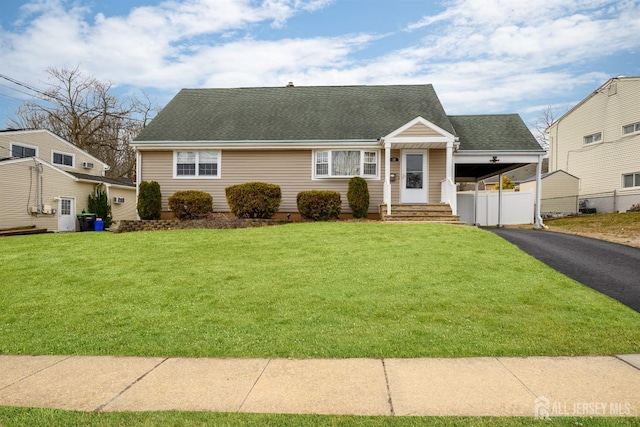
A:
[457,191,534,226]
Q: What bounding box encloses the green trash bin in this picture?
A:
[77,213,96,232]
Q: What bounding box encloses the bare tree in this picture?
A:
[531,105,557,152]
[8,66,160,178]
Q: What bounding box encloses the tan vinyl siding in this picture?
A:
[428,149,445,203]
[109,187,138,221]
[0,130,107,176]
[0,160,95,231]
[397,122,440,137]
[548,78,640,197]
[520,171,579,213]
[140,149,385,214]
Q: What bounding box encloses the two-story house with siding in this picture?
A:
[0,129,137,232]
[546,76,640,212]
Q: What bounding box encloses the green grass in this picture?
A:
[1,223,639,358]
[1,407,638,427]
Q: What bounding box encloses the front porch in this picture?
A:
[378,115,547,227]
[379,204,463,223]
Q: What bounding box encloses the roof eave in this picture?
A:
[132,139,381,150]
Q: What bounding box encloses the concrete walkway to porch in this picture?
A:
[1,354,639,417]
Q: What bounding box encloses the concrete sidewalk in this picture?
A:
[0,354,639,417]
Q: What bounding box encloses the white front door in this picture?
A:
[58,197,76,232]
[401,150,428,203]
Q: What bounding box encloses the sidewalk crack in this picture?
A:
[0,355,71,392]
[93,357,168,412]
[381,358,395,416]
[615,355,640,371]
[238,358,271,411]
[496,357,538,398]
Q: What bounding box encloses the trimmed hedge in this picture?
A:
[137,181,162,220]
[297,190,341,221]
[168,190,213,220]
[225,182,282,219]
[347,176,370,218]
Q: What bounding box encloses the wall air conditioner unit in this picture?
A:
[82,162,94,169]
[113,197,125,204]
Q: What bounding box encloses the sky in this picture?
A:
[1,0,639,135]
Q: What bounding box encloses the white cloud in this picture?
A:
[1,0,639,123]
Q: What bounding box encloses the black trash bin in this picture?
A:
[77,213,96,232]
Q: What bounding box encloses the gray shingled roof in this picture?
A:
[135,85,455,142]
[70,172,135,187]
[449,114,543,151]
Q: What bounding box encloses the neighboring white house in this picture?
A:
[546,76,640,212]
[0,129,137,231]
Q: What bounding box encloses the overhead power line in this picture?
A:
[0,73,58,101]
[0,73,149,123]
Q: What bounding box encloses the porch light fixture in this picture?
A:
[490,156,500,163]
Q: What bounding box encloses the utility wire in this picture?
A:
[0,73,150,123]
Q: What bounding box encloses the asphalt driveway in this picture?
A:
[489,228,640,312]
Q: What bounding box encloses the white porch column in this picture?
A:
[135,150,142,220]
[533,154,545,229]
[384,140,392,216]
[441,141,458,215]
[446,141,454,183]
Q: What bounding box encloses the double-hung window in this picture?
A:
[622,173,640,189]
[622,122,640,136]
[52,151,74,167]
[10,143,37,158]
[314,150,378,178]
[174,151,220,178]
[583,132,602,144]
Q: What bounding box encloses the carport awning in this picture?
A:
[454,151,545,182]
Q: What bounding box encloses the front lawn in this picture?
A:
[1,223,638,358]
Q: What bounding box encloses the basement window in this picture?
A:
[583,132,602,144]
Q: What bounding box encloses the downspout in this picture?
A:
[534,154,545,229]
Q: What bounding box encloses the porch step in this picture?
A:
[380,204,464,224]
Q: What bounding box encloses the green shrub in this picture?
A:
[168,190,213,220]
[296,190,341,221]
[225,182,282,219]
[137,181,162,220]
[347,177,370,218]
[88,187,112,228]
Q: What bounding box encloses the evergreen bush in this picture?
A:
[225,182,282,218]
[88,187,112,228]
[296,190,341,220]
[137,181,162,220]
[347,176,369,218]
[168,190,213,220]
